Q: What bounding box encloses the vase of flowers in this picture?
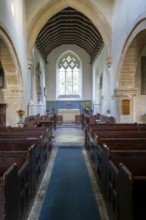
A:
[16,109,25,123]
[83,102,91,114]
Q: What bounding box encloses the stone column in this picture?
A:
[3,87,22,126]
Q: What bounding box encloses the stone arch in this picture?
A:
[0,26,23,126]
[27,0,111,65]
[117,19,146,88]
[115,19,146,122]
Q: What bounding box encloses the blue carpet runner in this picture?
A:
[39,147,101,220]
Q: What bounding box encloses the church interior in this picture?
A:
[0,0,146,220]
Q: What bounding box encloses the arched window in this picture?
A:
[57,52,82,99]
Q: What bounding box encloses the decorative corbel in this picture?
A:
[28,60,33,69]
[106,57,111,68]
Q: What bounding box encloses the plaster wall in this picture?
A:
[46,44,92,101]
[92,48,113,115]
[29,47,46,115]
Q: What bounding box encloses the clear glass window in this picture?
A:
[58,55,80,96]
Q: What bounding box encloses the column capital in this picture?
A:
[114,88,138,98]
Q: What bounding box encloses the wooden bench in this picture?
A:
[85,123,146,151]
[0,134,52,219]
[89,137,146,195]
[0,127,52,149]
[84,123,146,220]
[82,113,115,129]
[0,134,51,185]
[0,136,50,178]
[84,123,142,148]
[106,150,146,220]
[86,128,146,195]
[0,126,52,142]
[85,125,139,150]
[0,150,31,220]
[0,124,54,219]
[24,113,56,130]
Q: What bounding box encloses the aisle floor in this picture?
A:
[27,125,109,220]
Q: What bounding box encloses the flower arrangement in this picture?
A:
[16,109,25,116]
[83,102,91,109]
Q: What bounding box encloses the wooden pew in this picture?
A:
[85,123,146,153]
[82,113,115,129]
[84,123,146,220]
[105,149,146,220]
[24,115,37,127]
[85,126,146,151]
[0,135,51,191]
[0,126,52,137]
[0,150,31,220]
[0,129,52,159]
[0,135,52,219]
[24,113,56,130]
[0,125,53,219]
[0,128,51,147]
[0,124,53,218]
[84,123,140,148]
[89,137,146,196]
[0,126,52,161]
[86,129,146,197]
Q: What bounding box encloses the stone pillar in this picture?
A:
[3,87,22,126]
[114,88,138,123]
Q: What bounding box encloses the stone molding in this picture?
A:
[114,88,138,98]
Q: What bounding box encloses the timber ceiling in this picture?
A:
[35,7,103,63]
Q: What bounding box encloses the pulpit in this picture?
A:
[0,104,7,126]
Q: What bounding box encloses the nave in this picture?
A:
[27,125,109,220]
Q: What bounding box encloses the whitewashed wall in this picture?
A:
[29,47,46,115]
[92,48,113,115]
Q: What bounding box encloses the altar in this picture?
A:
[58,109,80,123]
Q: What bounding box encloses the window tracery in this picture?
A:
[58,55,80,96]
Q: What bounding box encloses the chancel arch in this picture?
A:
[27,0,112,64]
[0,27,23,126]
